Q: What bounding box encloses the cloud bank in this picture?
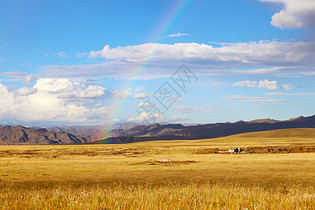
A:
[0,79,113,125]
[38,41,315,80]
[88,42,315,65]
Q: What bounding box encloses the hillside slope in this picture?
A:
[109,115,315,141]
[129,128,315,148]
[230,128,315,139]
[0,126,88,145]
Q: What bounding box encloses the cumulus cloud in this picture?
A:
[169,114,187,122]
[234,79,284,90]
[76,85,106,98]
[260,0,315,29]
[234,80,257,87]
[167,33,191,38]
[126,112,162,122]
[258,79,278,90]
[15,87,37,96]
[173,105,214,114]
[34,78,106,98]
[0,80,113,125]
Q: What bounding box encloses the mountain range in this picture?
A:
[0,115,315,144]
[105,115,315,143]
[0,125,88,145]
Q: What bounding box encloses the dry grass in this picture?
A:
[1,182,314,209]
[0,132,314,209]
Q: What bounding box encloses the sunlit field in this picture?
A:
[0,129,314,209]
[2,0,315,208]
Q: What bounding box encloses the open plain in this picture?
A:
[0,128,314,209]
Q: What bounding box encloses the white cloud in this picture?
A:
[264,92,315,96]
[0,81,113,124]
[260,0,315,29]
[40,41,315,80]
[137,101,150,108]
[258,79,278,90]
[113,88,132,98]
[234,79,286,90]
[34,78,106,98]
[15,87,37,96]
[234,80,257,87]
[281,84,294,90]
[167,33,191,38]
[224,95,266,100]
[0,72,36,85]
[223,95,295,103]
[127,111,186,123]
[252,98,294,103]
[75,85,106,98]
[24,74,36,85]
[134,93,150,99]
[173,105,214,114]
[169,114,187,122]
[87,41,315,64]
[34,78,75,94]
[126,112,162,122]
[84,80,103,85]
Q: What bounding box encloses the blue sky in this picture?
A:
[0,0,315,126]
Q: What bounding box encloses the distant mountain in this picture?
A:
[107,115,315,142]
[47,125,109,141]
[2,115,314,144]
[0,125,88,145]
[286,116,307,122]
[46,123,141,141]
[248,118,280,124]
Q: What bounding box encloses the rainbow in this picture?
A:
[103,0,194,143]
[2,0,194,144]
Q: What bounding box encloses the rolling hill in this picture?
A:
[129,128,315,149]
[107,114,315,142]
[230,128,315,139]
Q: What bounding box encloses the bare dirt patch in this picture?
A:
[134,159,198,166]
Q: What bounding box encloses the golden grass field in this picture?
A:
[0,128,314,209]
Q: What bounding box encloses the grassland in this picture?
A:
[0,128,314,209]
